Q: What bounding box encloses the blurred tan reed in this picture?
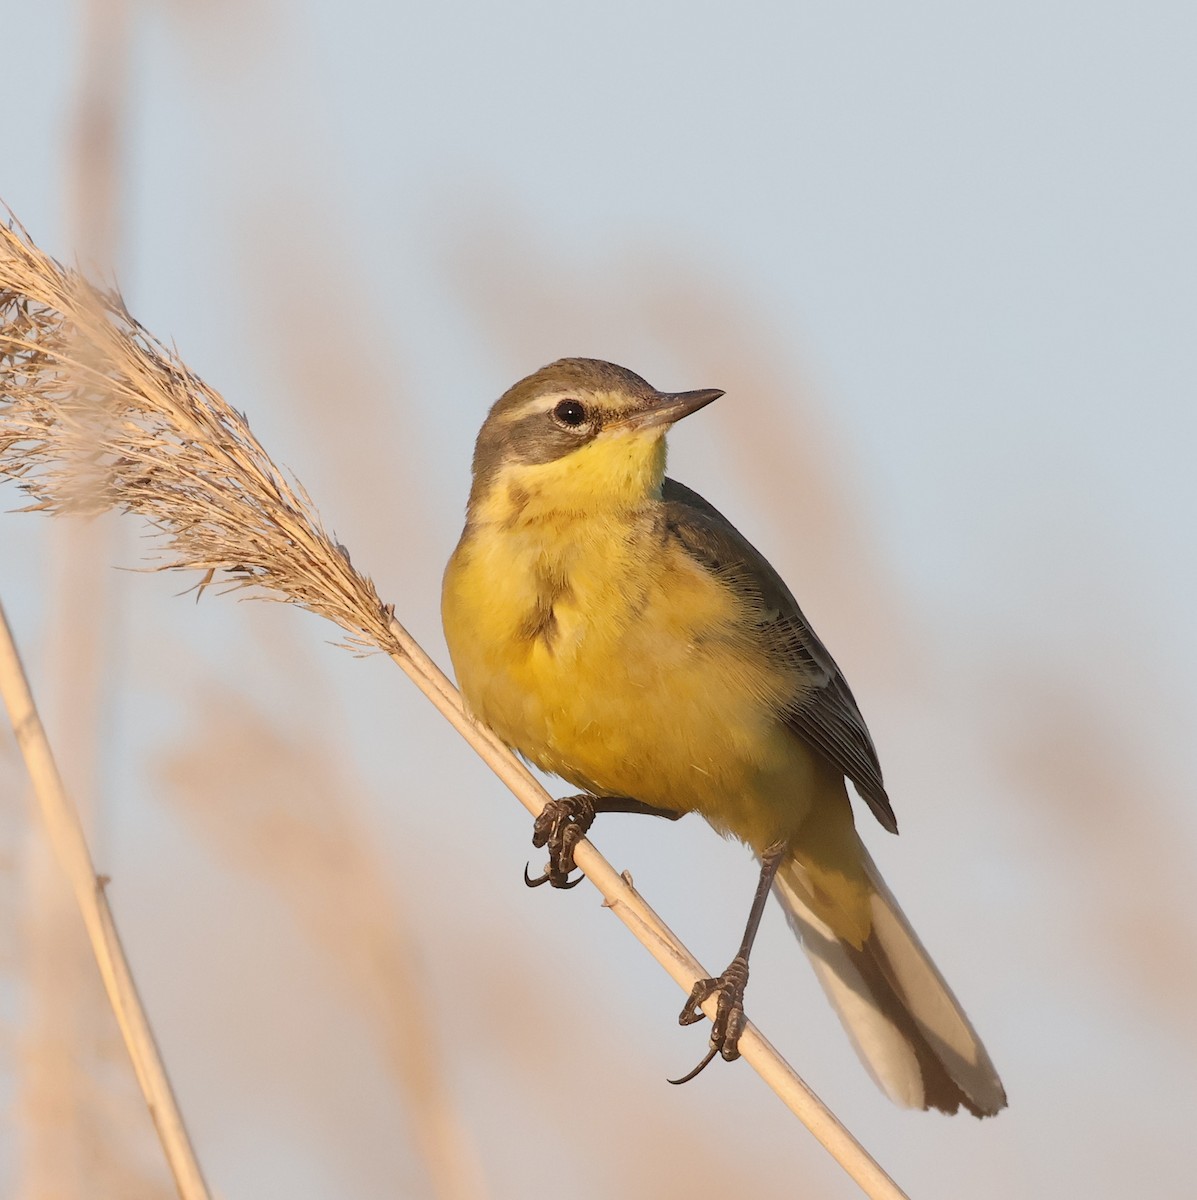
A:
[998,674,1197,1031]
[238,200,439,564]
[16,4,179,1194]
[157,674,487,1200]
[48,0,131,814]
[67,0,130,274]
[0,215,909,1200]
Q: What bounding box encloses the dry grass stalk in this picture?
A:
[0,601,210,1200]
[0,216,909,1200]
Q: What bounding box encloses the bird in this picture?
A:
[441,357,1006,1116]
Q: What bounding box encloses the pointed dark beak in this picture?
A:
[620,387,724,432]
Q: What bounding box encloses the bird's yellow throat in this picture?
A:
[469,422,668,528]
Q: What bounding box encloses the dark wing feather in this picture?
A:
[661,478,898,834]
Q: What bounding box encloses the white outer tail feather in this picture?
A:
[772,846,1006,1117]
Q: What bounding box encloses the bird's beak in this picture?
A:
[618,388,724,432]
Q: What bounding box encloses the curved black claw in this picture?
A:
[670,954,750,1084]
[523,862,585,890]
[526,794,597,889]
[667,1044,719,1086]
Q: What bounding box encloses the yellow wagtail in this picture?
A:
[442,358,1006,1115]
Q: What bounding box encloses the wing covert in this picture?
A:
[660,477,898,834]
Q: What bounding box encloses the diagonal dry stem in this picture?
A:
[0,602,210,1200]
[0,216,909,1200]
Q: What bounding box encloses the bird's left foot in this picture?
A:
[524,794,597,889]
[670,954,750,1084]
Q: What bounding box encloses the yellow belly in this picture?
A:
[442,514,836,851]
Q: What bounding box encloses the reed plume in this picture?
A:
[0,218,395,654]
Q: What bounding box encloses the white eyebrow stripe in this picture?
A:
[499,391,580,422]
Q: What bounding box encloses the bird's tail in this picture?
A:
[772,845,1007,1116]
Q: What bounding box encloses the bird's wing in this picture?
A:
[660,477,898,834]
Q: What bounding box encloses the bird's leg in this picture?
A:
[524,795,683,889]
[671,839,789,1084]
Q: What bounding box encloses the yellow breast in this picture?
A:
[441,502,829,850]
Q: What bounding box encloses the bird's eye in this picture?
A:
[552,399,587,428]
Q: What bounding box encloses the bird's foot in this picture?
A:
[670,954,750,1084]
[523,794,597,889]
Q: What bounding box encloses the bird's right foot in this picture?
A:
[524,794,597,889]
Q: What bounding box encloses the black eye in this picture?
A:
[553,399,587,428]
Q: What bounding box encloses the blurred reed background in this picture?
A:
[3,2,1196,1198]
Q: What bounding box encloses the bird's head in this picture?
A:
[466,358,722,525]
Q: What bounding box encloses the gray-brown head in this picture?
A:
[466,358,722,524]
